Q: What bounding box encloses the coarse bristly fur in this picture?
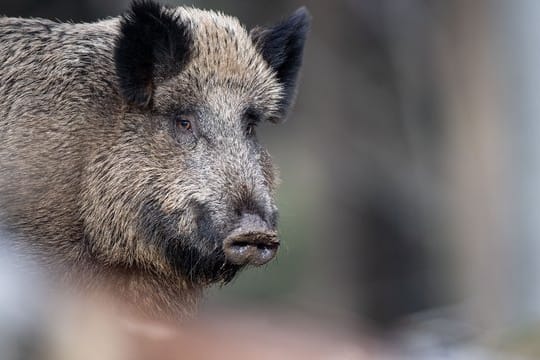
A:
[0,0,310,318]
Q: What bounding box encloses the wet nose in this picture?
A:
[222,213,279,266]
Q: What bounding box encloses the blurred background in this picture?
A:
[2,0,540,358]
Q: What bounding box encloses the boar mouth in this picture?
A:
[140,199,278,283]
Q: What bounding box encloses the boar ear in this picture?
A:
[250,7,311,117]
[114,0,193,108]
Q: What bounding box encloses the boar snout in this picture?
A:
[222,213,279,266]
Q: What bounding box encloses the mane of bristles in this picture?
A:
[168,7,284,117]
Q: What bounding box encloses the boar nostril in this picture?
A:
[222,213,279,266]
[223,232,279,266]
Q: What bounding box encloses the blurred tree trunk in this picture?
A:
[437,0,513,334]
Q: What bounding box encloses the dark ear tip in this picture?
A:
[293,6,311,20]
[291,6,312,29]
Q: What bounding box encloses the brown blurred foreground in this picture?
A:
[42,297,374,360]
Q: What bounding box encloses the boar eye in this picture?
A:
[175,117,192,132]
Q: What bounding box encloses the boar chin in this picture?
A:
[138,198,242,284]
[164,241,242,285]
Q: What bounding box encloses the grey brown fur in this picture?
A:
[0,1,310,317]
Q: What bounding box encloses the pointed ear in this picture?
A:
[114,0,193,108]
[250,7,311,117]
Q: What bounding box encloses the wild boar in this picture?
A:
[0,0,310,317]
